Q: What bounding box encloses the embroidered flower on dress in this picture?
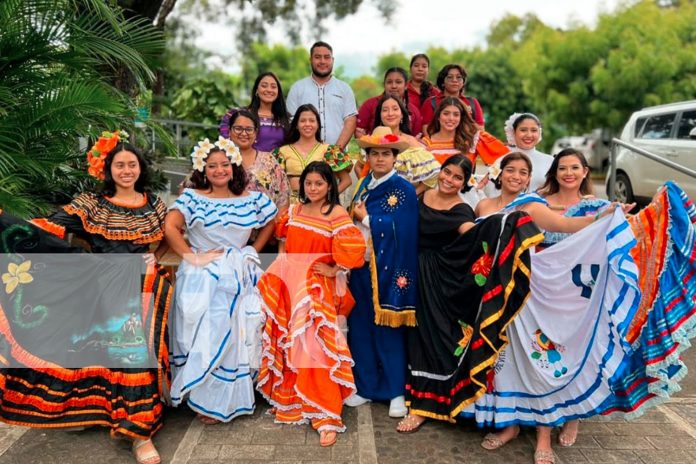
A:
[471,241,493,286]
[387,195,399,207]
[454,320,474,356]
[2,260,33,294]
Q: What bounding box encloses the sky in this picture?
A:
[186,0,623,77]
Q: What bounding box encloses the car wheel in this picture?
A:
[611,173,634,203]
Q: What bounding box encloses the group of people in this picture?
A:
[1,39,696,464]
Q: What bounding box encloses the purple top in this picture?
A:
[219,109,286,153]
[255,116,286,152]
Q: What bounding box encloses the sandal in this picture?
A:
[319,430,337,447]
[558,420,578,447]
[396,414,426,434]
[132,439,161,464]
[480,425,519,450]
[197,414,220,425]
[534,449,555,464]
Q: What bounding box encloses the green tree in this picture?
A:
[350,75,381,106]
[240,43,312,101]
[170,70,242,141]
[0,0,165,217]
[516,0,696,136]
[375,51,410,79]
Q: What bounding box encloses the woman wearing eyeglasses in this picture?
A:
[226,109,290,213]
[273,104,353,203]
[420,64,485,131]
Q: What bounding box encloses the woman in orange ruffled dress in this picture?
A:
[257,161,366,447]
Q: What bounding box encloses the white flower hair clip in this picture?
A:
[215,136,242,166]
[190,137,242,172]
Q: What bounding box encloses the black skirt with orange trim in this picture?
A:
[405,212,543,422]
[0,211,172,440]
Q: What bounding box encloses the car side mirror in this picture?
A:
[689,127,696,140]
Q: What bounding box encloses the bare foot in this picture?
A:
[396,414,426,433]
[558,420,579,447]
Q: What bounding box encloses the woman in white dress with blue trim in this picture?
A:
[164,137,278,424]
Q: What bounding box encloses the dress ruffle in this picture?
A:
[172,189,277,230]
[395,147,440,188]
[63,193,166,245]
[257,206,365,432]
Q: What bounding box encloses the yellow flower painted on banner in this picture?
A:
[2,260,33,294]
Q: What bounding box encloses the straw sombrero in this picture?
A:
[356,126,409,153]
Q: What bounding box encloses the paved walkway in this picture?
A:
[2,235,695,463]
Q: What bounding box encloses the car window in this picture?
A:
[676,110,696,140]
[634,117,647,137]
[639,113,676,140]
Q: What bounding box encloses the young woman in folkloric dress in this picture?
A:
[165,137,277,425]
[257,161,365,447]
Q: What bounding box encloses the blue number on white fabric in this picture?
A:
[571,264,600,299]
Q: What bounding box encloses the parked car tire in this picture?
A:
[609,172,634,203]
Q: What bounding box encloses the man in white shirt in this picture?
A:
[287,41,357,150]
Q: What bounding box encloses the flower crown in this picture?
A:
[87,130,129,180]
[190,136,242,172]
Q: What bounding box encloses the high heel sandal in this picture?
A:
[132,439,161,464]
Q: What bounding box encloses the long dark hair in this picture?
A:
[375,94,411,136]
[539,148,593,196]
[285,104,322,144]
[383,66,410,107]
[427,97,477,153]
[248,72,290,131]
[298,161,339,215]
[441,154,472,193]
[493,152,533,190]
[436,64,467,94]
[409,53,435,106]
[188,148,248,195]
[101,142,150,197]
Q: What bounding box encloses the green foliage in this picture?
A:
[516,0,696,140]
[170,71,241,141]
[350,76,381,109]
[375,51,410,79]
[241,43,310,101]
[0,0,165,217]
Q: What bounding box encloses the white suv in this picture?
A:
[607,100,696,203]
